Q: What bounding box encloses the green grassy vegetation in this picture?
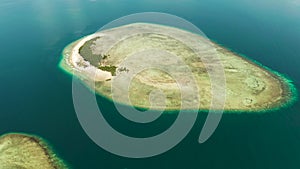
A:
[99,65,117,76]
[79,37,102,67]
[102,54,109,60]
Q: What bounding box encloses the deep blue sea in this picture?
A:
[1,0,300,169]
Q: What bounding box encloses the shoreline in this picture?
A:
[59,23,297,113]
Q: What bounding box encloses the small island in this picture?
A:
[59,23,296,112]
[0,133,68,169]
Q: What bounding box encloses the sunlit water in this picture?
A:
[1,0,300,168]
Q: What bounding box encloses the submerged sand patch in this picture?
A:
[0,133,68,169]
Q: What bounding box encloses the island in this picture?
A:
[59,23,297,112]
[0,133,68,169]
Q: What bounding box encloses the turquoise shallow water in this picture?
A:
[1,0,300,168]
